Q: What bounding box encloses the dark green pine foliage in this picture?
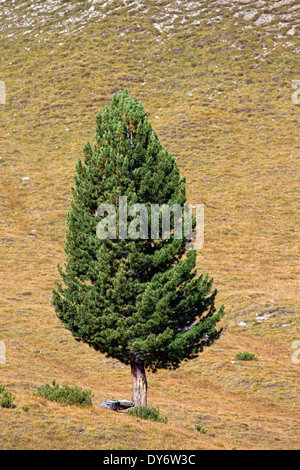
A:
[52,90,225,374]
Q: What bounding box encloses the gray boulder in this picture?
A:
[98,399,135,412]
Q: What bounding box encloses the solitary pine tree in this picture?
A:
[52,90,225,406]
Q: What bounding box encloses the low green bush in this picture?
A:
[195,424,208,434]
[33,380,93,406]
[235,351,258,361]
[0,385,15,408]
[127,405,168,423]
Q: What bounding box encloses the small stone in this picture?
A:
[98,398,134,412]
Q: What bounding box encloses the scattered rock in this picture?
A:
[0,0,298,54]
[98,399,134,412]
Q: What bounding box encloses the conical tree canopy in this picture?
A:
[52,90,225,374]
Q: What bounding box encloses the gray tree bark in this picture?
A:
[130,359,147,407]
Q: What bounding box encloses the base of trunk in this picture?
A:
[130,359,147,407]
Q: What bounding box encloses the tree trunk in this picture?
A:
[130,359,147,407]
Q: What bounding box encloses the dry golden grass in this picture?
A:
[0,1,299,450]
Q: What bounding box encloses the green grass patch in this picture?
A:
[33,380,93,406]
[0,385,15,409]
[195,424,208,434]
[235,352,258,361]
[127,406,168,423]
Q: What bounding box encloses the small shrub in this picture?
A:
[33,380,93,406]
[127,406,168,423]
[22,406,29,412]
[0,385,15,409]
[235,352,258,361]
[195,424,208,434]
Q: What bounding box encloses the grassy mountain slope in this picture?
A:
[0,0,299,450]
